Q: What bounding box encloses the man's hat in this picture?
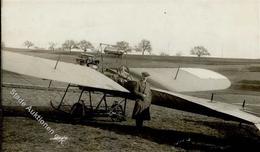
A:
[141,72,150,77]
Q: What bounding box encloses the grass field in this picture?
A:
[2,48,260,151]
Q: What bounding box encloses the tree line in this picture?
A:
[23,39,153,55]
[23,40,211,57]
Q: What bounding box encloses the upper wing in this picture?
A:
[151,88,260,131]
[2,51,129,94]
[130,68,231,92]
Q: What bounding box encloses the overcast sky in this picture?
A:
[2,0,260,58]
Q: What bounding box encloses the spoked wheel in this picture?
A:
[50,100,70,115]
[110,103,126,122]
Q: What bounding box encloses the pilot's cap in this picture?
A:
[141,72,150,77]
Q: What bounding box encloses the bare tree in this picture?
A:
[136,39,152,55]
[48,42,57,52]
[62,40,76,53]
[24,40,34,48]
[77,40,94,52]
[116,41,131,53]
[190,46,210,57]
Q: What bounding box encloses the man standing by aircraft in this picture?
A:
[132,72,152,128]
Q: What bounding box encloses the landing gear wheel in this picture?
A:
[110,104,125,122]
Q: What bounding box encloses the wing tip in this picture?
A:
[255,123,260,132]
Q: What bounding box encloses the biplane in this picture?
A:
[2,51,260,131]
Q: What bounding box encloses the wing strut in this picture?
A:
[58,83,70,109]
[48,55,62,88]
[54,55,61,69]
[174,65,181,80]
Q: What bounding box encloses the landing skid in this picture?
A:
[50,83,128,122]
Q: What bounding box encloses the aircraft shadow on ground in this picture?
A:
[183,118,260,138]
[4,108,260,151]
[82,121,226,151]
[181,118,260,148]
[43,115,260,151]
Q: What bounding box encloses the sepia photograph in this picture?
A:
[1,0,260,151]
